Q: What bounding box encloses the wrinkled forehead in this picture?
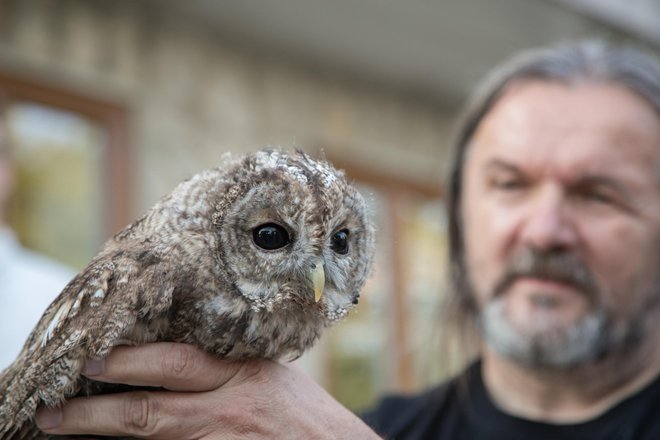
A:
[465,81,660,176]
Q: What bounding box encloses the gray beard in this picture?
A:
[480,296,613,368]
[469,247,660,369]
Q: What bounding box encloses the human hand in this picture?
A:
[35,342,379,439]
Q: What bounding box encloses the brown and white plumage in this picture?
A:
[0,149,375,439]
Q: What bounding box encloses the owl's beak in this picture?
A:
[309,261,325,302]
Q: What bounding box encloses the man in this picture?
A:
[36,40,660,439]
[0,121,74,369]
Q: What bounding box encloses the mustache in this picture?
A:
[493,248,598,300]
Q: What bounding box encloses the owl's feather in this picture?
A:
[0,149,375,439]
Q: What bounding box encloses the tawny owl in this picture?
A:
[0,149,375,439]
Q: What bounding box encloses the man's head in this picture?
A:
[448,40,660,369]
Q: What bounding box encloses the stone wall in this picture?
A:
[0,0,454,216]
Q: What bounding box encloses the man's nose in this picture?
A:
[518,187,578,251]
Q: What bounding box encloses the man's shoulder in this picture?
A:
[361,370,469,440]
[364,380,453,417]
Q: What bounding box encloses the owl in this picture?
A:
[0,149,375,439]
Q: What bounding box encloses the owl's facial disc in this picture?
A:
[214,153,375,317]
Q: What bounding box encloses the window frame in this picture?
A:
[0,69,130,235]
[327,153,445,392]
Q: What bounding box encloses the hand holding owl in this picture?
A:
[35,343,381,439]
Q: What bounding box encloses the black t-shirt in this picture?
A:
[362,362,660,440]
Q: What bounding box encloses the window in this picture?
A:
[305,157,449,411]
[0,71,129,268]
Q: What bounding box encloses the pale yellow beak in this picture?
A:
[310,261,325,303]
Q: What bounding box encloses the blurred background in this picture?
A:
[1,0,658,412]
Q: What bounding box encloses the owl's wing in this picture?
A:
[0,249,175,440]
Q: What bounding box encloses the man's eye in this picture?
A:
[492,178,525,191]
[581,190,614,205]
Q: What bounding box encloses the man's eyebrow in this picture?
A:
[483,161,633,194]
[483,159,523,174]
[573,174,629,194]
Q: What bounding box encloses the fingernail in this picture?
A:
[83,358,105,376]
[36,407,63,429]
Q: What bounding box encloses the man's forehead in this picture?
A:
[465,81,660,179]
[474,80,660,138]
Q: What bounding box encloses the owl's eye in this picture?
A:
[253,223,290,250]
[331,229,349,255]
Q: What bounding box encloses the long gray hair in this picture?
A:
[443,39,660,369]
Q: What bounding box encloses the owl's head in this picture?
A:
[211,149,375,321]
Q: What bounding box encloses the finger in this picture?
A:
[84,342,244,391]
[36,391,213,439]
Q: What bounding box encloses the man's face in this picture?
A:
[461,80,660,367]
